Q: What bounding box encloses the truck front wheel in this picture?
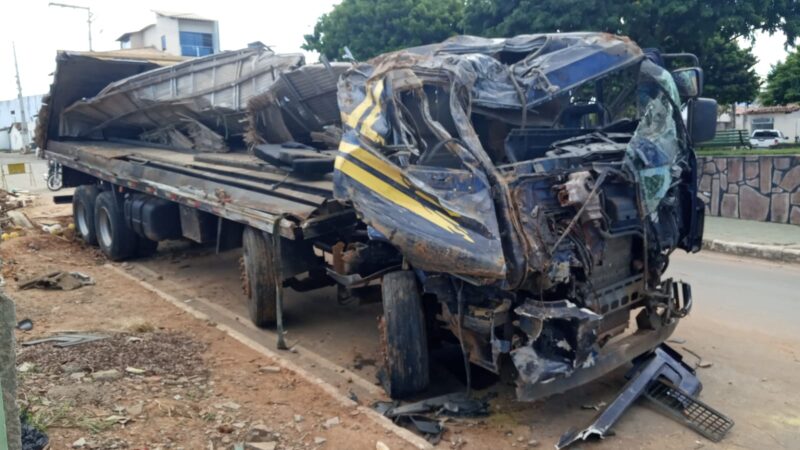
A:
[380,270,430,398]
[94,191,137,261]
[242,226,277,327]
[73,185,100,245]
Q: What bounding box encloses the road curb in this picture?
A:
[702,239,800,264]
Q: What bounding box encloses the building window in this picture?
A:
[179,31,213,57]
[161,35,167,51]
[751,117,774,131]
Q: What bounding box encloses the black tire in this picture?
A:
[242,226,277,327]
[380,270,430,398]
[73,185,100,245]
[94,191,137,261]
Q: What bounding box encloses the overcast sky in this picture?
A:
[0,1,793,102]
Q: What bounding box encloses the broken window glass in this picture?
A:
[625,60,682,214]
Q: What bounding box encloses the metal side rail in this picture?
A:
[557,344,733,449]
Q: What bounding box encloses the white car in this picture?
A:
[749,129,789,148]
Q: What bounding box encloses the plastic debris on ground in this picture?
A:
[373,392,492,443]
[17,271,95,291]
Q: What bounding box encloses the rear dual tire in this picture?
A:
[95,191,138,261]
[73,185,100,245]
[92,191,159,261]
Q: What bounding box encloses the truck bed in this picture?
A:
[46,140,351,240]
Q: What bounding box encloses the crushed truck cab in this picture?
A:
[333,33,714,400]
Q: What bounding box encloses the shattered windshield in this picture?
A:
[624,60,682,214]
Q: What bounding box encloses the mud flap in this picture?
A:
[556,344,733,449]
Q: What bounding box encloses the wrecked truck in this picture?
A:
[334,33,716,399]
[38,33,717,402]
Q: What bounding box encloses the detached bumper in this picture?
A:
[515,319,678,401]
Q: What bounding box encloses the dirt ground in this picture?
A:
[2,200,413,450]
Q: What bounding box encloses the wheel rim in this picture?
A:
[48,174,62,191]
[98,207,113,248]
[76,202,89,237]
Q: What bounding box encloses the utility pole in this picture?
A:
[11,42,30,154]
[49,2,93,51]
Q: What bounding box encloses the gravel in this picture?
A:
[17,332,207,378]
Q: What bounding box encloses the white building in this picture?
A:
[0,95,41,151]
[116,10,220,57]
[0,122,35,151]
[0,127,10,150]
[735,104,800,143]
[0,94,43,129]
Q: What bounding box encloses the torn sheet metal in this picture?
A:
[400,33,643,114]
[58,46,303,141]
[334,33,646,282]
[511,300,602,387]
[374,392,490,443]
[334,59,507,279]
[35,49,182,149]
[245,63,350,148]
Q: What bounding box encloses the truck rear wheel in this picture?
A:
[73,185,100,245]
[94,191,137,261]
[380,270,430,398]
[242,226,277,327]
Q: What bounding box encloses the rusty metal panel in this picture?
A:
[58,47,304,141]
[45,140,340,240]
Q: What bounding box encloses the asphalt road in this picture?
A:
[668,250,800,340]
[131,246,800,449]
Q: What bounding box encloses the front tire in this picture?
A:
[380,270,430,398]
[73,185,100,245]
[94,191,137,261]
[242,226,277,327]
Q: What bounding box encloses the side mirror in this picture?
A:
[688,97,717,143]
[672,67,703,98]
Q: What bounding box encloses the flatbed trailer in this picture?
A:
[45,139,351,240]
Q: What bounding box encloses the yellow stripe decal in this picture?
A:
[342,87,374,129]
[335,156,474,243]
[339,141,408,188]
[358,82,385,144]
[341,81,385,144]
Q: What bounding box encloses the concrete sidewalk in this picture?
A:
[702,216,800,263]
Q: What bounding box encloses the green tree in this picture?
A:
[462,0,800,104]
[761,50,800,105]
[302,0,464,61]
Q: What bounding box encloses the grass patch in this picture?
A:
[22,400,74,432]
[696,147,800,157]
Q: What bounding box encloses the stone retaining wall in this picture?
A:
[697,155,800,225]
